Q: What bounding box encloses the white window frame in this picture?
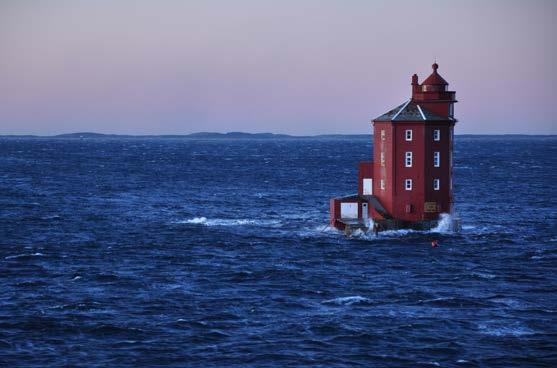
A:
[434,151,440,167]
[405,152,413,167]
[433,129,440,141]
[380,179,385,190]
[380,152,385,166]
[433,178,440,191]
[381,129,385,141]
[405,129,412,141]
[405,179,412,191]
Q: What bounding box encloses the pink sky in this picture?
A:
[0,0,556,135]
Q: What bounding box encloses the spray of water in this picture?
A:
[431,213,453,233]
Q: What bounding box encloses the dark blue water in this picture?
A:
[1,136,556,367]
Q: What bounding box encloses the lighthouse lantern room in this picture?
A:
[330,63,459,233]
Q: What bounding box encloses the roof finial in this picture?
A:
[432,62,439,72]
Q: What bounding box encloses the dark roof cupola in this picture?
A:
[378,62,457,121]
[421,63,448,91]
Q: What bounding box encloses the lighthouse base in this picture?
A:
[339,217,462,236]
[338,219,438,236]
[330,195,461,235]
[374,219,439,231]
[341,219,441,237]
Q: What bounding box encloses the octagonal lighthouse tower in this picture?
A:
[330,63,459,233]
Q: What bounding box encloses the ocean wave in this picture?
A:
[350,227,426,240]
[175,217,282,227]
[471,272,496,279]
[322,296,373,306]
[430,213,453,233]
[40,214,62,220]
[477,321,536,337]
[318,225,340,234]
[415,297,491,308]
[488,297,534,310]
[346,213,456,240]
[297,225,340,238]
[4,252,45,260]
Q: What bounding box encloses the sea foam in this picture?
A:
[431,213,453,233]
[323,296,372,306]
[4,252,45,260]
[176,217,282,227]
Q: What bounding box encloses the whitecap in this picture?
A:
[4,252,44,260]
[41,214,61,220]
[462,225,476,230]
[323,296,371,306]
[377,228,417,237]
[296,225,341,238]
[316,225,340,233]
[179,217,208,224]
[430,213,452,233]
[174,217,282,227]
[477,322,535,337]
[351,227,419,240]
[345,213,457,239]
[471,272,496,279]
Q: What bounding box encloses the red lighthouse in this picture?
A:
[330,63,458,233]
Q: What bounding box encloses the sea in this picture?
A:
[0,135,556,367]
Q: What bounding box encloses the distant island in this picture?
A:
[1,132,370,139]
[0,132,554,139]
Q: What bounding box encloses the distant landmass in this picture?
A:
[0,132,554,139]
[1,132,371,139]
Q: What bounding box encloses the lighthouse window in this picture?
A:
[363,179,373,195]
[380,179,385,190]
[380,152,385,166]
[405,179,412,191]
[405,152,413,167]
[434,151,440,167]
[381,129,385,141]
[405,129,412,141]
[433,129,440,141]
[433,178,440,190]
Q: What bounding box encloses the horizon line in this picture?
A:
[1,131,556,138]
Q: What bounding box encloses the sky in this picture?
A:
[0,0,556,135]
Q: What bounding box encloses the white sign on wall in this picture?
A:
[340,203,358,219]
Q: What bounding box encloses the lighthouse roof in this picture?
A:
[374,100,451,122]
[421,63,448,85]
